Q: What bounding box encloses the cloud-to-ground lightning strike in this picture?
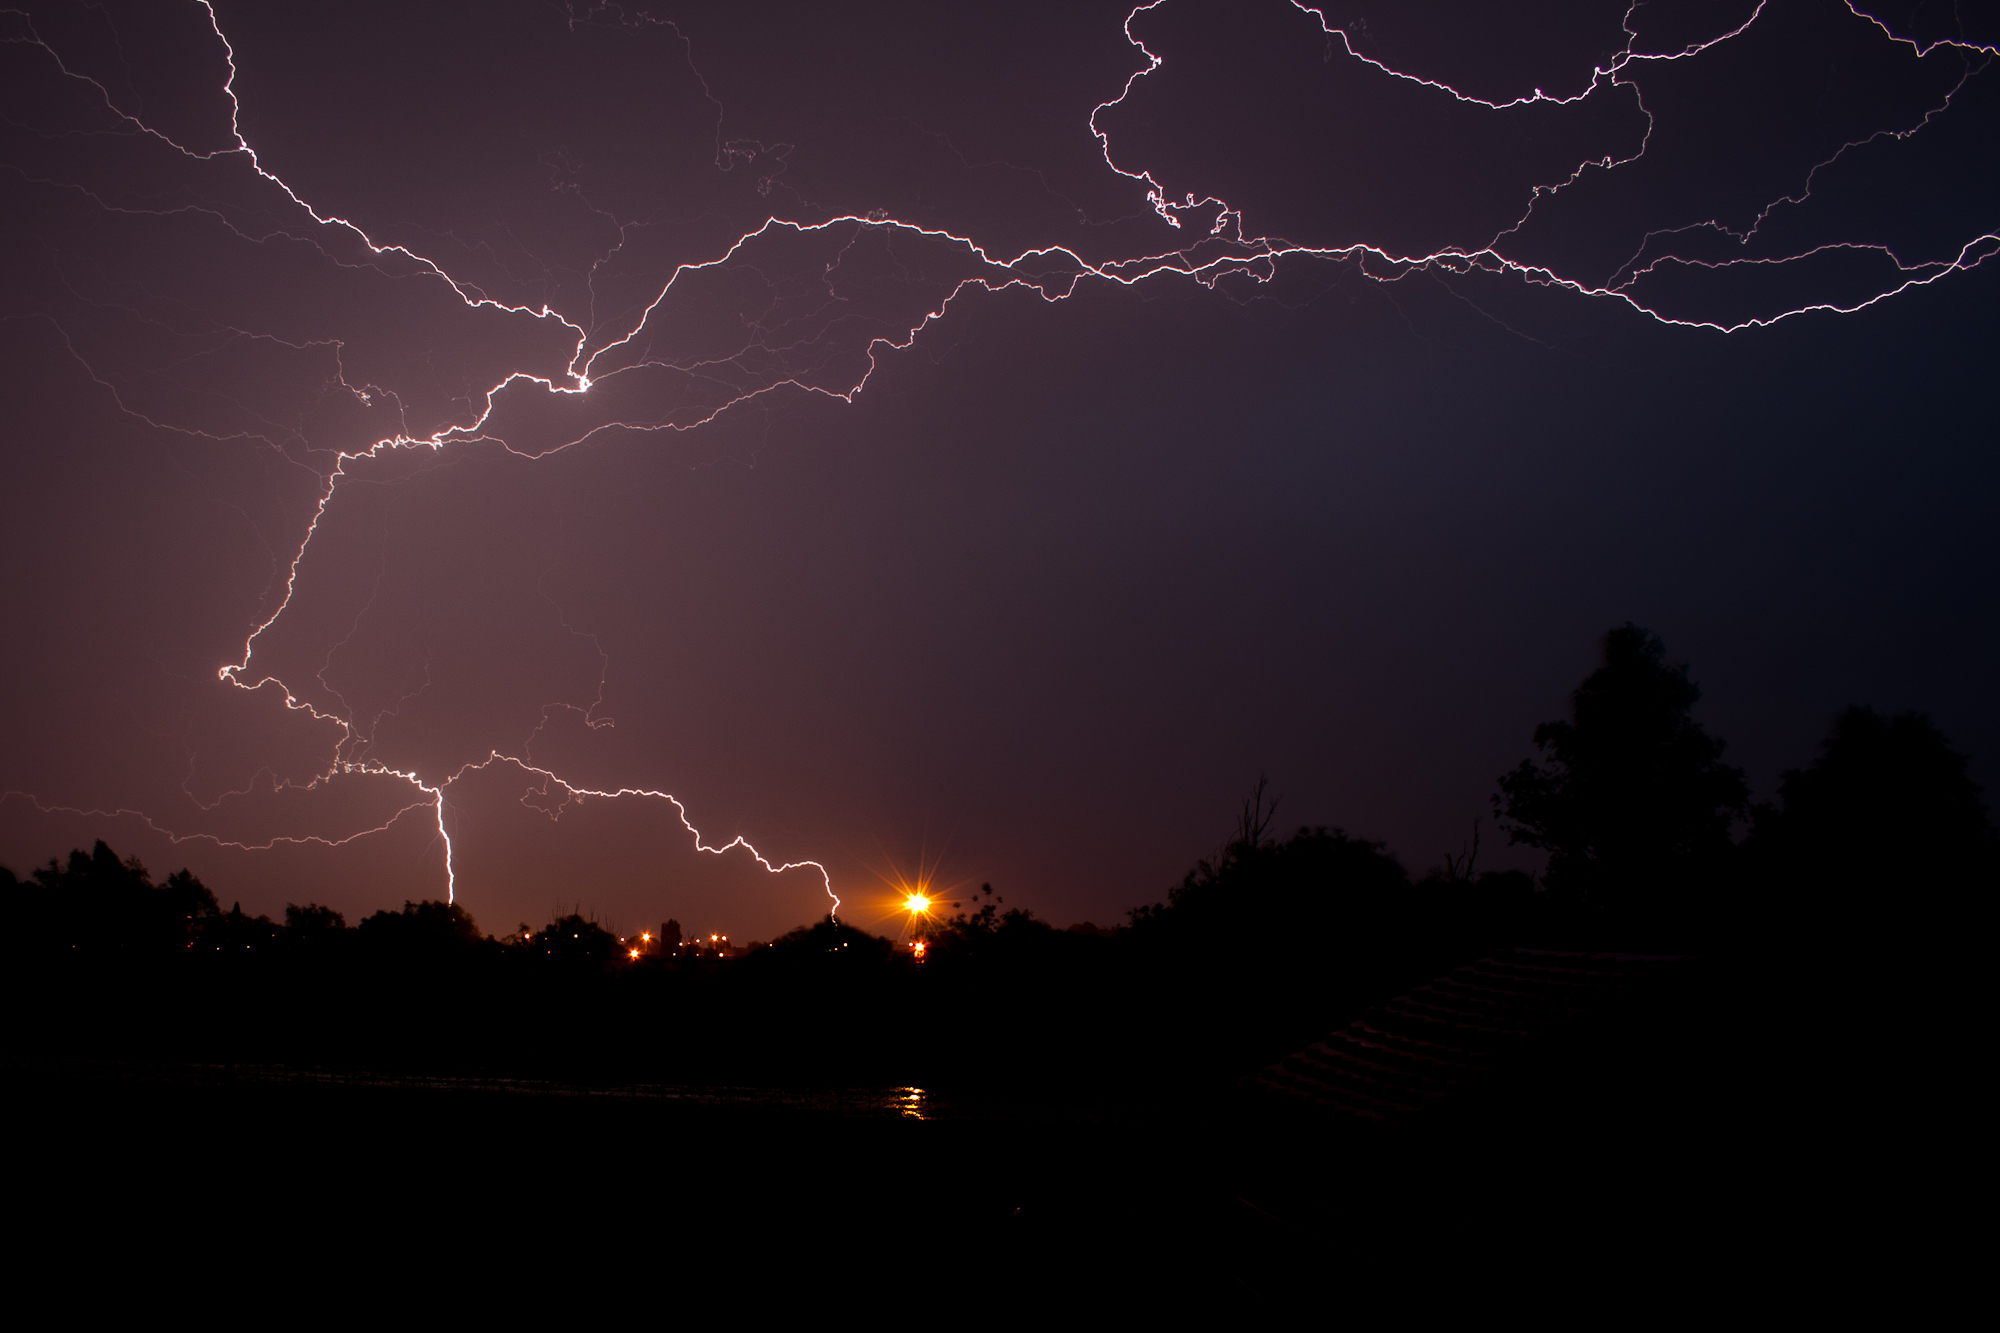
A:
[3,0,1992,919]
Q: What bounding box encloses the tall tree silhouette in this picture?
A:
[1496,626,1747,922]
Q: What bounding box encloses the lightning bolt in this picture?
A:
[3,0,1990,920]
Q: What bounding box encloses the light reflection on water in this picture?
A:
[894,1087,925,1119]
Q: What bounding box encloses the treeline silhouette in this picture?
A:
[6,624,1992,1098]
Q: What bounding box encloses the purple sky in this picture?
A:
[3,0,1996,943]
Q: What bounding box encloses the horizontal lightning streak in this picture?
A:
[5,0,1991,917]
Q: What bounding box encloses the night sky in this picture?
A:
[3,0,1995,944]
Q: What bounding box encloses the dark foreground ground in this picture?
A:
[6,951,1960,1315]
[1,1016,1773,1316]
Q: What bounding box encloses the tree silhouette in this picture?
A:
[528,913,618,968]
[15,840,220,952]
[356,899,486,959]
[1746,707,1997,938]
[1496,625,1747,922]
[285,902,346,932]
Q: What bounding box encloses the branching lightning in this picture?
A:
[3,0,1991,921]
